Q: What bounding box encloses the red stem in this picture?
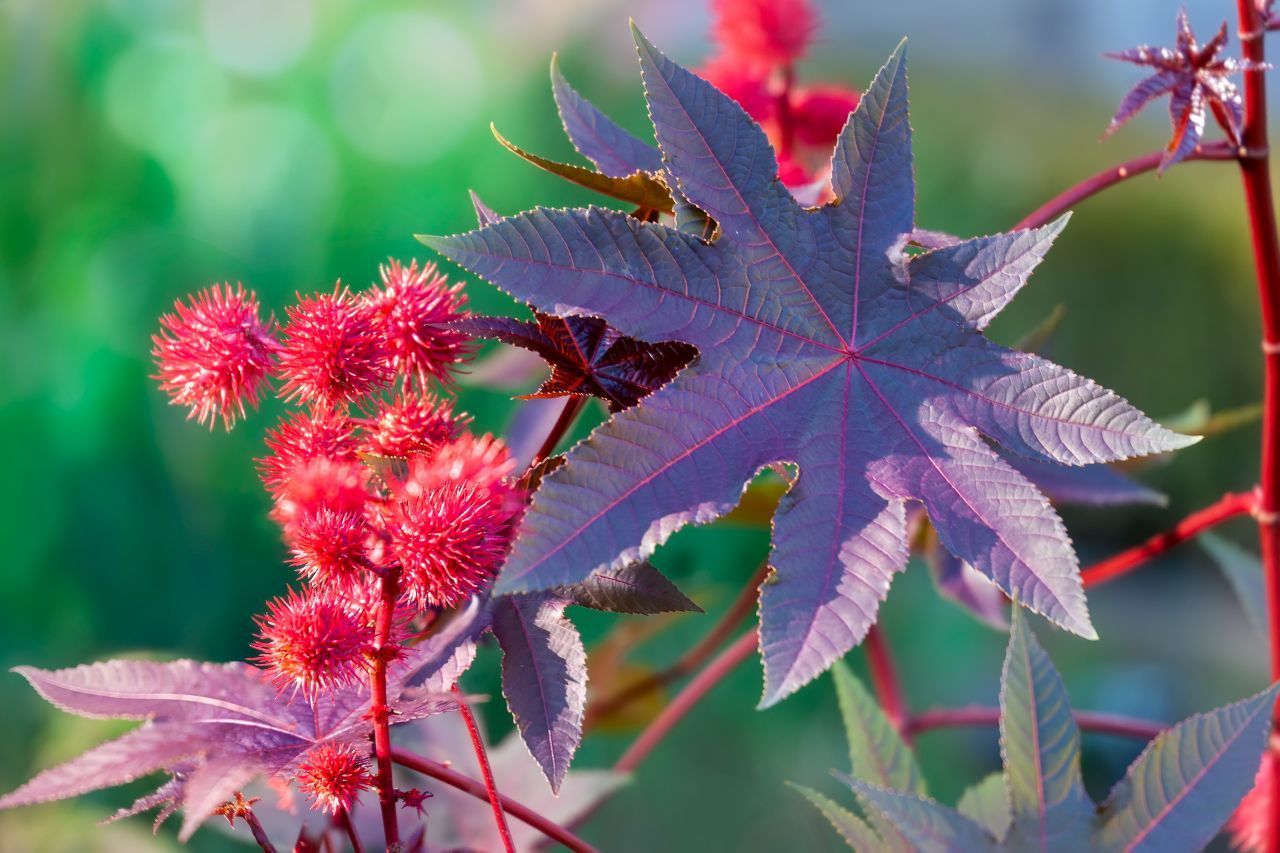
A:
[390,749,601,853]
[1235,5,1280,851]
[587,560,769,726]
[337,809,363,853]
[904,705,1165,742]
[369,568,401,849]
[775,64,796,159]
[242,810,278,853]
[453,685,516,853]
[614,629,757,773]
[864,625,907,734]
[1013,142,1236,231]
[1079,490,1256,588]
[529,396,587,469]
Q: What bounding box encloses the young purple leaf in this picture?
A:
[551,54,662,178]
[491,595,587,793]
[999,611,1094,849]
[1106,9,1263,170]
[422,34,1196,706]
[1096,682,1280,851]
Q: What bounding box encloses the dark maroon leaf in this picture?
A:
[423,34,1194,705]
[560,561,702,615]
[456,313,696,412]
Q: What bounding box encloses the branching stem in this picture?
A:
[529,396,587,469]
[370,568,402,849]
[864,625,908,735]
[453,685,516,853]
[391,749,600,853]
[905,705,1164,741]
[1079,490,1257,588]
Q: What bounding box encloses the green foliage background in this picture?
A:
[0,1,1268,849]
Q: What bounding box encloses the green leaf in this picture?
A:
[490,124,674,213]
[788,782,882,851]
[1000,610,1093,849]
[840,774,998,853]
[833,661,924,794]
[956,772,1012,842]
[1096,682,1280,853]
[1200,533,1268,635]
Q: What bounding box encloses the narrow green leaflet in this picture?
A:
[842,775,998,853]
[957,773,1012,842]
[1200,532,1268,635]
[834,661,924,794]
[789,782,883,850]
[1000,611,1093,849]
[1096,682,1280,852]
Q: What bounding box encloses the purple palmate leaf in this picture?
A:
[422,34,1196,706]
[0,659,456,840]
[552,55,662,178]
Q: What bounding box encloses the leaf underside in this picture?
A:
[424,31,1195,706]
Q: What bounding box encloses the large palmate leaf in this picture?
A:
[424,33,1194,706]
[809,615,1278,852]
[0,660,456,840]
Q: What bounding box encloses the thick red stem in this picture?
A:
[614,629,757,773]
[529,396,587,469]
[904,705,1164,741]
[1013,142,1236,231]
[1080,491,1256,588]
[242,810,278,853]
[587,560,769,726]
[453,685,516,853]
[864,625,907,734]
[370,568,401,849]
[775,64,796,159]
[1235,5,1280,851]
[390,749,601,853]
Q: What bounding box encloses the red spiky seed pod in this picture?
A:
[710,0,817,71]
[390,483,513,609]
[792,86,861,146]
[296,742,374,816]
[698,55,774,122]
[253,588,375,696]
[289,508,370,590]
[278,287,393,409]
[407,433,514,497]
[1229,749,1276,852]
[270,457,371,535]
[362,392,462,459]
[366,259,474,387]
[260,410,358,498]
[152,283,279,429]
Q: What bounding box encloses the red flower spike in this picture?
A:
[398,787,432,817]
[1230,748,1276,852]
[390,483,513,609]
[152,283,279,429]
[366,259,474,387]
[1106,9,1265,170]
[363,392,462,459]
[791,86,862,146]
[289,508,369,590]
[260,410,358,498]
[296,742,374,816]
[697,55,775,123]
[212,792,261,827]
[409,433,515,495]
[710,0,816,71]
[278,287,393,409]
[269,457,371,535]
[253,588,376,696]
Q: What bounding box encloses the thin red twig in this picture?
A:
[242,810,278,853]
[336,809,363,853]
[390,749,601,853]
[864,625,908,735]
[369,568,402,849]
[614,629,757,773]
[1234,4,1280,851]
[1013,142,1236,231]
[587,560,769,726]
[529,396,587,469]
[453,685,516,853]
[1080,490,1256,588]
[904,705,1165,742]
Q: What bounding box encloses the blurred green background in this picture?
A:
[0,0,1272,849]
